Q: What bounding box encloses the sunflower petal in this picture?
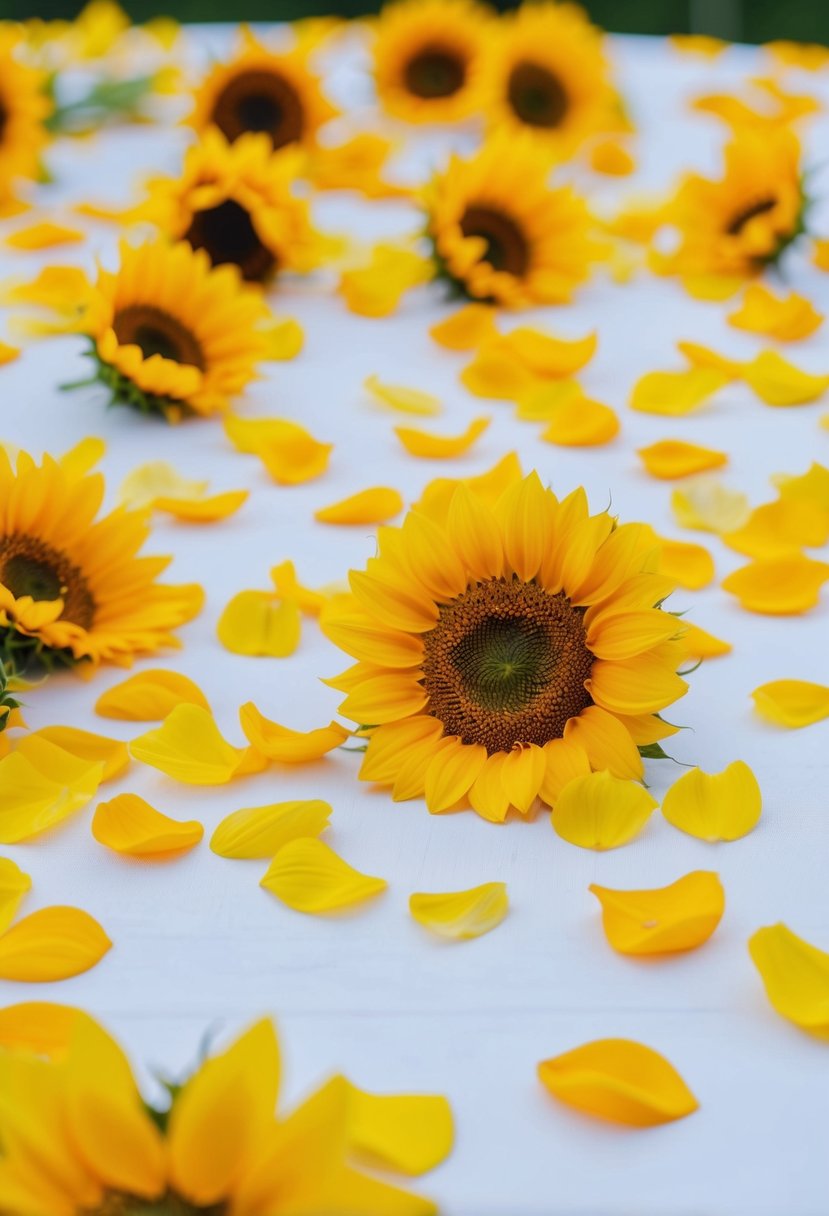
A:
[0,745,104,843]
[343,1080,453,1177]
[210,799,331,859]
[748,923,829,1031]
[217,591,301,657]
[0,907,111,982]
[460,344,536,401]
[551,771,657,849]
[409,883,508,941]
[500,327,597,379]
[130,705,245,785]
[0,858,31,935]
[661,760,762,841]
[429,304,497,351]
[364,375,441,417]
[260,838,387,913]
[95,670,209,721]
[27,726,130,783]
[671,478,751,533]
[92,794,203,858]
[394,416,490,459]
[239,704,348,762]
[742,350,829,406]
[590,871,725,955]
[424,739,487,814]
[722,556,829,614]
[629,368,729,415]
[315,487,404,525]
[679,622,732,660]
[637,439,728,480]
[751,679,829,728]
[541,396,619,447]
[728,285,823,342]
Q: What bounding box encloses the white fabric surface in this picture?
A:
[1,26,829,1216]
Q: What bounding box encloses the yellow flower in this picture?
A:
[482,1,622,157]
[423,135,599,307]
[658,127,807,280]
[0,1008,448,1214]
[0,448,203,673]
[188,27,338,151]
[142,128,324,282]
[371,0,493,124]
[0,28,53,202]
[323,472,688,821]
[79,240,269,420]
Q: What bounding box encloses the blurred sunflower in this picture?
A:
[323,472,687,821]
[189,28,338,151]
[80,240,269,420]
[0,1006,445,1215]
[141,128,324,282]
[371,0,493,124]
[423,135,599,306]
[0,449,203,674]
[482,1,620,156]
[0,28,52,204]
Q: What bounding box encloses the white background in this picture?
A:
[1,27,828,1215]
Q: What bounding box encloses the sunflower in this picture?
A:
[79,239,269,420]
[371,0,493,124]
[0,449,203,673]
[142,128,324,282]
[188,28,338,151]
[481,2,620,157]
[0,28,53,203]
[0,1006,442,1216]
[423,135,599,306]
[657,126,807,279]
[322,472,687,821]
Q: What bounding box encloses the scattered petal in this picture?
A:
[95,670,209,721]
[26,726,130,783]
[499,328,597,379]
[260,838,387,914]
[92,794,203,858]
[672,477,751,533]
[130,706,247,785]
[6,222,85,251]
[748,923,829,1032]
[364,374,441,417]
[723,497,829,559]
[551,771,657,850]
[679,622,732,660]
[270,561,327,616]
[661,760,762,842]
[541,396,619,447]
[0,341,20,365]
[260,317,304,361]
[751,679,829,728]
[743,351,829,406]
[409,883,509,941]
[394,416,490,459]
[0,858,31,934]
[728,285,823,342]
[460,344,536,401]
[637,440,728,480]
[154,491,248,523]
[0,907,112,982]
[210,799,332,859]
[343,1081,454,1176]
[589,140,636,176]
[314,487,403,525]
[629,368,729,415]
[590,871,725,955]
[429,305,497,351]
[224,416,332,485]
[641,527,716,590]
[677,342,743,378]
[217,592,301,658]
[239,704,348,763]
[722,555,829,614]
[0,741,104,843]
[118,461,208,509]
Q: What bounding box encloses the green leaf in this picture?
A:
[638,742,672,761]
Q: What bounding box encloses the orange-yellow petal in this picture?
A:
[238,703,348,762]
[394,416,490,459]
[429,304,497,351]
[728,284,823,342]
[0,858,31,934]
[6,222,85,251]
[364,374,441,417]
[722,555,829,614]
[590,871,725,955]
[343,1081,454,1177]
[0,907,112,982]
[661,760,762,841]
[629,368,729,415]
[679,622,732,660]
[27,726,130,783]
[95,670,209,721]
[742,350,829,406]
[541,397,619,447]
[315,487,404,525]
[92,794,203,858]
[637,439,728,480]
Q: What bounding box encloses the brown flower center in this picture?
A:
[86,1193,226,1215]
[421,578,594,754]
[0,99,7,143]
[0,535,95,628]
[459,206,530,276]
[211,69,305,149]
[725,196,778,236]
[404,46,467,99]
[185,198,276,282]
[113,305,206,371]
[507,61,569,129]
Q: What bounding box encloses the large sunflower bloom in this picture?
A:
[80,239,269,420]
[322,473,687,821]
[0,29,53,204]
[0,1006,443,1215]
[371,0,493,124]
[481,2,620,157]
[0,449,203,672]
[423,135,599,306]
[188,28,338,151]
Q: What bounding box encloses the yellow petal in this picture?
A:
[661,760,762,841]
[679,622,732,660]
[0,858,31,934]
[6,222,85,251]
[751,679,829,728]
[224,416,332,485]
[677,341,743,378]
[210,799,331,859]
[743,350,829,406]
[514,380,581,422]
[0,743,104,844]
[217,591,301,658]
[0,341,20,365]
[315,487,403,525]
[728,284,823,342]
[722,555,829,614]
[460,344,536,402]
[95,669,209,721]
[748,923,829,1032]
[653,535,715,590]
[429,304,497,351]
[671,478,751,533]
[260,838,387,913]
[26,726,130,783]
[409,883,508,941]
[270,561,327,616]
[344,1080,454,1176]
[629,368,729,415]
[550,771,657,850]
[118,461,208,509]
[637,439,728,480]
[130,705,246,785]
[92,794,203,858]
[154,490,248,523]
[590,138,636,175]
[590,871,725,955]
[680,273,745,301]
[260,317,304,361]
[0,1001,96,1057]
[0,907,111,982]
[364,374,441,416]
[538,1039,698,1127]
[394,416,490,459]
[722,497,829,559]
[239,703,348,762]
[541,396,619,447]
[772,462,829,513]
[501,328,597,379]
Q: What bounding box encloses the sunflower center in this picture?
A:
[507,61,569,129]
[460,206,530,275]
[725,196,778,236]
[0,535,95,628]
[0,100,7,142]
[404,46,466,98]
[185,198,276,282]
[113,305,206,371]
[421,578,594,754]
[87,1193,226,1215]
[212,70,305,149]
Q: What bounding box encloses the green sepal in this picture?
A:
[46,73,159,135]
[638,741,672,761]
[62,343,190,423]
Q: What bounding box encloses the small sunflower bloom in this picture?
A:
[0,28,53,204]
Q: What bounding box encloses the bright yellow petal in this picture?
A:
[154,490,248,523]
[722,555,829,614]
[0,744,103,844]
[0,858,31,935]
[26,726,130,783]
[538,1039,698,1127]
[130,705,245,785]
[679,622,732,660]
[364,374,441,417]
[394,416,490,459]
[550,771,657,850]
[460,344,537,402]
[671,478,751,533]
[748,923,829,1032]
[210,799,331,859]
[429,304,497,351]
[118,461,208,509]
[260,317,304,361]
[270,561,327,616]
[260,838,387,913]
[92,793,203,858]
[344,1080,454,1176]
[645,529,716,589]
[315,487,404,525]
[224,416,333,485]
[728,284,823,342]
[751,679,829,728]
[409,883,508,941]
[590,139,636,176]
[541,397,619,447]
[6,222,85,251]
[661,760,762,841]
[563,706,643,781]
[628,368,729,415]
[239,704,348,762]
[680,273,745,301]
[0,907,112,982]
[500,328,597,379]
[423,739,487,814]
[217,591,301,658]
[637,439,728,480]
[95,669,210,721]
[742,350,829,406]
[722,497,829,559]
[0,341,20,366]
[590,871,725,955]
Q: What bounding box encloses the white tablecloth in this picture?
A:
[2,26,828,1216]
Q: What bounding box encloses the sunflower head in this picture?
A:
[78,239,269,420]
[371,0,494,123]
[323,470,688,821]
[0,28,53,200]
[423,135,599,306]
[188,29,338,151]
[0,448,203,671]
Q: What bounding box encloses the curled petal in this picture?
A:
[751,679,829,728]
[239,704,348,762]
[409,883,508,941]
[260,838,387,913]
[429,304,497,351]
[0,858,31,934]
[27,726,130,783]
[749,923,829,1032]
[541,397,619,447]
[661,760,762,842]
[92,794,203,858]
[95,669,209,721]
[394,416,490,459]
[742,350,829,406]
[637,439,727,480]
[130,705,246,785]
[315,487,404,526]
[629,368,729,415]
[590,871,725,955]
